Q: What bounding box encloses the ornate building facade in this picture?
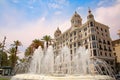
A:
[53,10,116,74]
[112,30,120,74]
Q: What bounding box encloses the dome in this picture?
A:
[54,27,61,38]
[55,27,61,34]
[71,11,82,27]
[71,11,82,21]
[87,9,94,20]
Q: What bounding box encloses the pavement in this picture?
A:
[0,75,12,79]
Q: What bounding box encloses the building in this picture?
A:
[112,30,120,74]
[53,10,116,74]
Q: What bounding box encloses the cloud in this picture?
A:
[97,0,107,6]
[54,0,69,6]
[54,11,62,15]
[76,6,84,11]
[48,0,69,9]
[48,3,61,9]
[12,0,19,3]
[97,0,115,7]
[95,0,120,40]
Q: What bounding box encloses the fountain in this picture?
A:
[11,46,116,80]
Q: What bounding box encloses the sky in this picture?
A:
[0,0,120,58]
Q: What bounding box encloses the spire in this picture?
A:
[57,27,59,30]
[87,8,94,20]
[75,11,77,14]
[88,7,91,14]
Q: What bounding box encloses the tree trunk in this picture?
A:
[14,46,18,68]
[46,41,48,48]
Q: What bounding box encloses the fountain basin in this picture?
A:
[11,74,115,80]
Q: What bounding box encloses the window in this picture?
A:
[85,45,88,49]
[113,48,115,51]
[90,22,93,26]
[97,32,99,34]
[103,40,106,44]
[78,42,81,46]
[70,50,72,60]
[101,67,105,71]
[92,35,95,40]
[93,50,97,56]
[100,52,102,56]
[74,31,76,35]
[89,36,91,41]
[70,50,72,54]
[102,33,104,36]
[70,33,72,37]
[85,32,87,36]
[109,53,111,57]
[74,42,76,47]
[96,26,98,29]
[109,47,111,51]
[74,48,76,53]
[106,34,108,37]
[114,53,116,56]
[70,44,72,48]
[85,39,87,44]
[84,27,87,31]
[104,46,107,51]
[107,41,110,45]
[92,42,96,48]
[91,28,94,32]
[101,28,103,31]
[105,29,107,32]
[105,53,107,56]
[99,45,102,50]
[110,61,113,65]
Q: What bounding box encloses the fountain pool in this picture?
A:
[11,46,116,80]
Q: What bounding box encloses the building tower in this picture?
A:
[71,11,82,28]
[54,27,62,38]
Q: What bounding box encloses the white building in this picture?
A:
[53,9,116,74]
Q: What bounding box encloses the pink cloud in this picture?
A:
[95,1,120,40]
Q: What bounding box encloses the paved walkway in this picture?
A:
[0,75,12,79]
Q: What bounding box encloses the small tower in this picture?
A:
[54,27,62,38]
[71,11,82,27]
[117,30,120,39]
[87,8,94,21]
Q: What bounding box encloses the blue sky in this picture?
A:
[0,0,120,57]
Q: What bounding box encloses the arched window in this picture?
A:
[90,22,93,26]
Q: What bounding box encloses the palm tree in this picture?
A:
[11,40,22,67]
[0,42,2,48]
[25,47,33,57]
[25,39,44,56]
[0,50,8,66]
[42,35,52,48]
[11,40,22,55]
[8,47,17,67]
[31,39,44,49]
